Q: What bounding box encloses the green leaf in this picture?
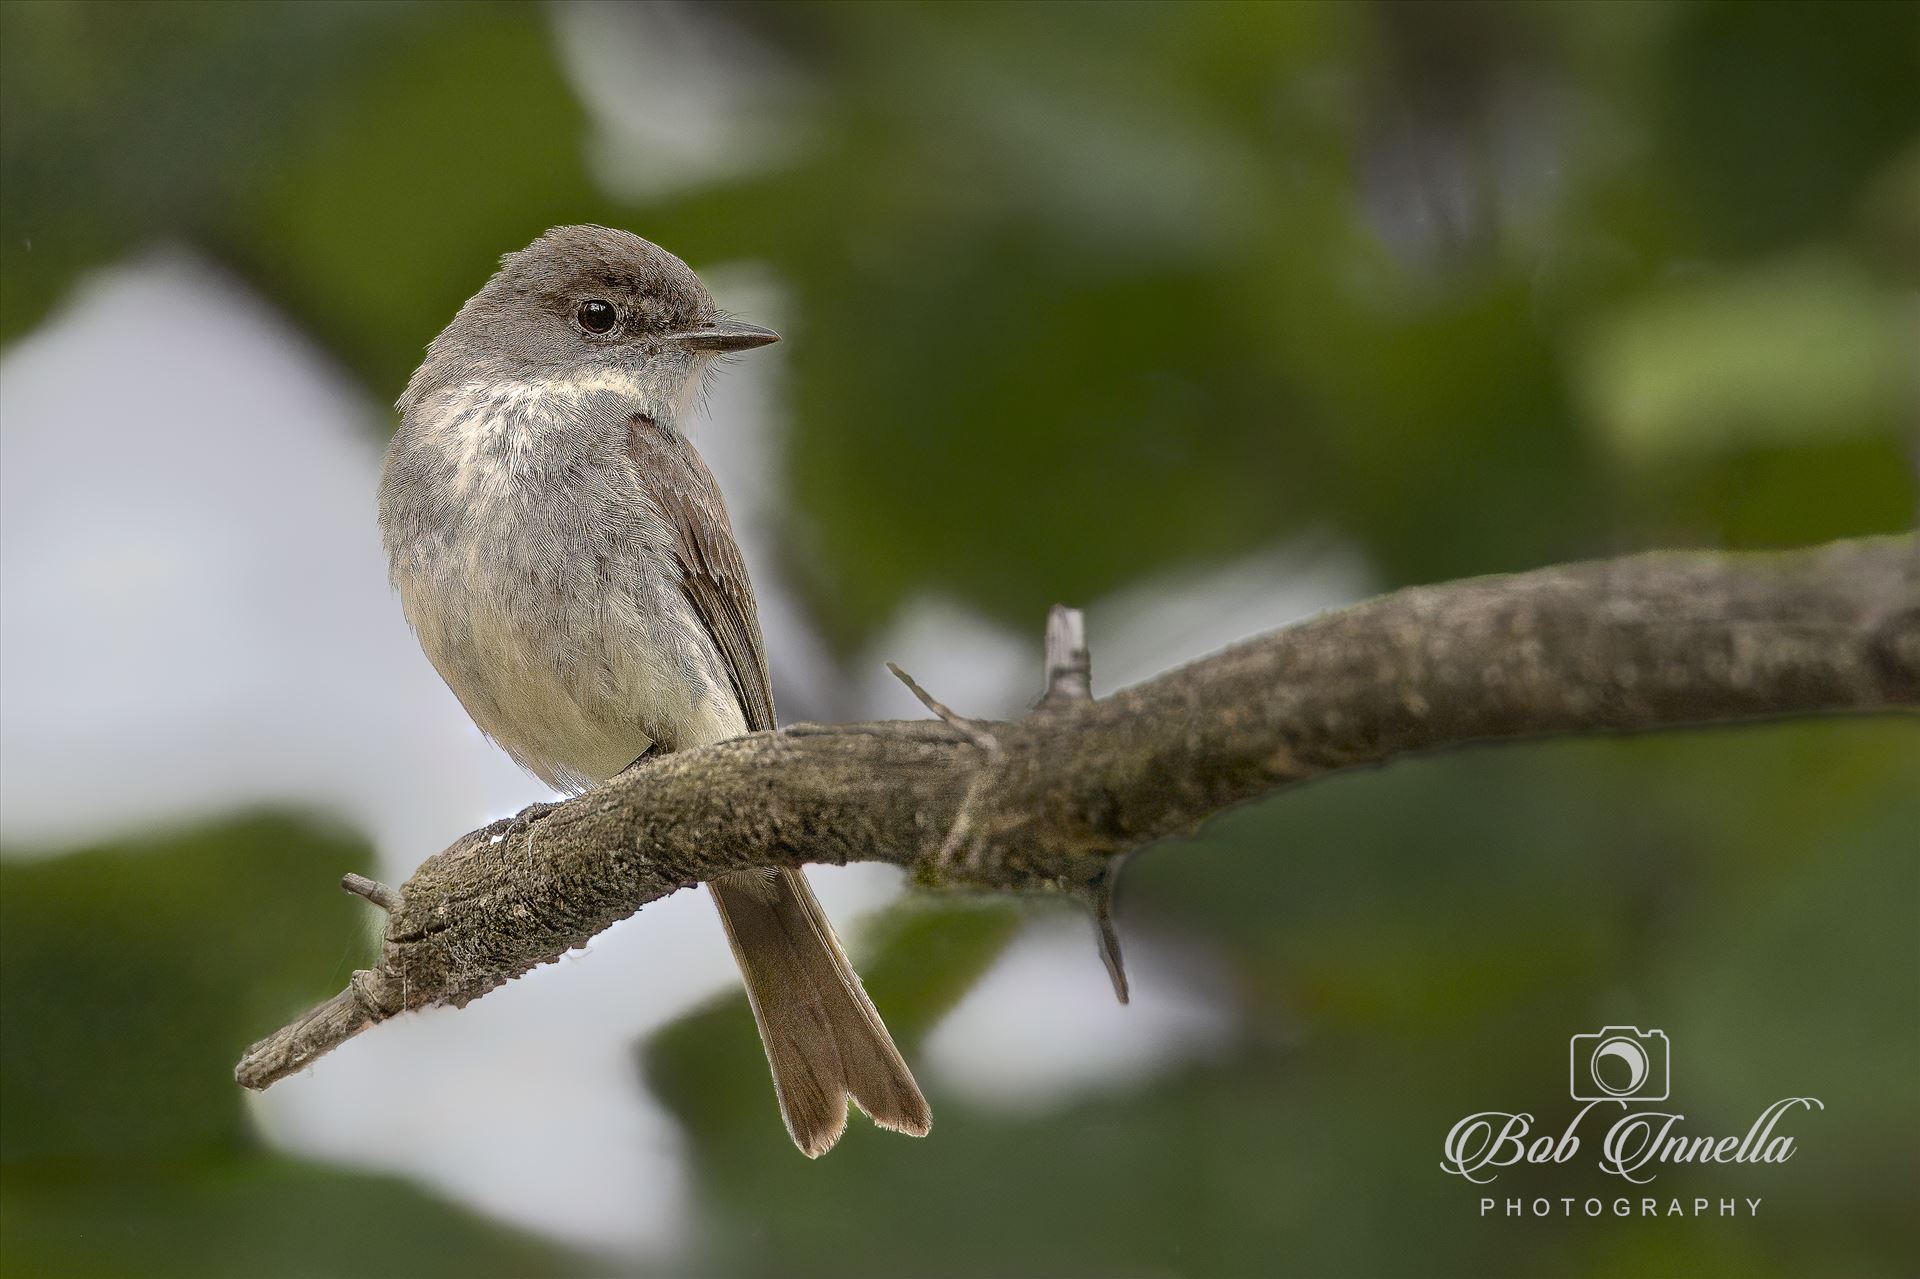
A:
[1577,253,1914,462]
[1,1156,571,1279]
[1,812,586,1277]
[1,812,376,1160]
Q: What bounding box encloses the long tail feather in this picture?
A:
[708,867,931,1157]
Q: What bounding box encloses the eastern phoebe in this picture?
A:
[378,224,930,1157]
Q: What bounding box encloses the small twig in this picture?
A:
[1036,605,1128,1000]
[1040,604,1093,706]
[340,873,398,911]
[1085,864,1130,1005]
[887,660,1002,877]
[887,661,1001,752]
[234,979,381,1089]
[932,781,984,873]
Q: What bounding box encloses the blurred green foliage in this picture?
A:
[2,0,1915,1276]
[5,1,1912,638]
[0,815,582,1277]
[644,725,1919,1279]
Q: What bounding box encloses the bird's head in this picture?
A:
[401,224,778,423]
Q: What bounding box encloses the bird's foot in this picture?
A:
[477,800,561,846]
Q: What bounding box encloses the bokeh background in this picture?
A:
[3,2,1916,1276]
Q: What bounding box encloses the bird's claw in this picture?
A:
[477,801,561,846]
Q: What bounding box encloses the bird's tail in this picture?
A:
[707,867,931,1157]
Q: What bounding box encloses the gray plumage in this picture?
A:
[378,224,930,1157]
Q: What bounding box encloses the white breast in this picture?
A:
[384,378,745,794]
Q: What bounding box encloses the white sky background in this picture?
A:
[0,4,1373,1263]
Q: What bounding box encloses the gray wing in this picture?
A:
[626,415,776,734]
[626,413,930,1157]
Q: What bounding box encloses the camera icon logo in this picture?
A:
[1570,1026,1670,1102]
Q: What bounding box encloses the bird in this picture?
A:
[377,223,930,1157]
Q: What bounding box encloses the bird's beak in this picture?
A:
[666,319,780,353]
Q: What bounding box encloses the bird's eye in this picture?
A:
[576,299,617,334]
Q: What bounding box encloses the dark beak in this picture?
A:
[667,319,780,353]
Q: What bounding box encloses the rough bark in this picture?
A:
[236,534,1918,1090]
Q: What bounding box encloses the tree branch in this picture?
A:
[236,534,1918,1090]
